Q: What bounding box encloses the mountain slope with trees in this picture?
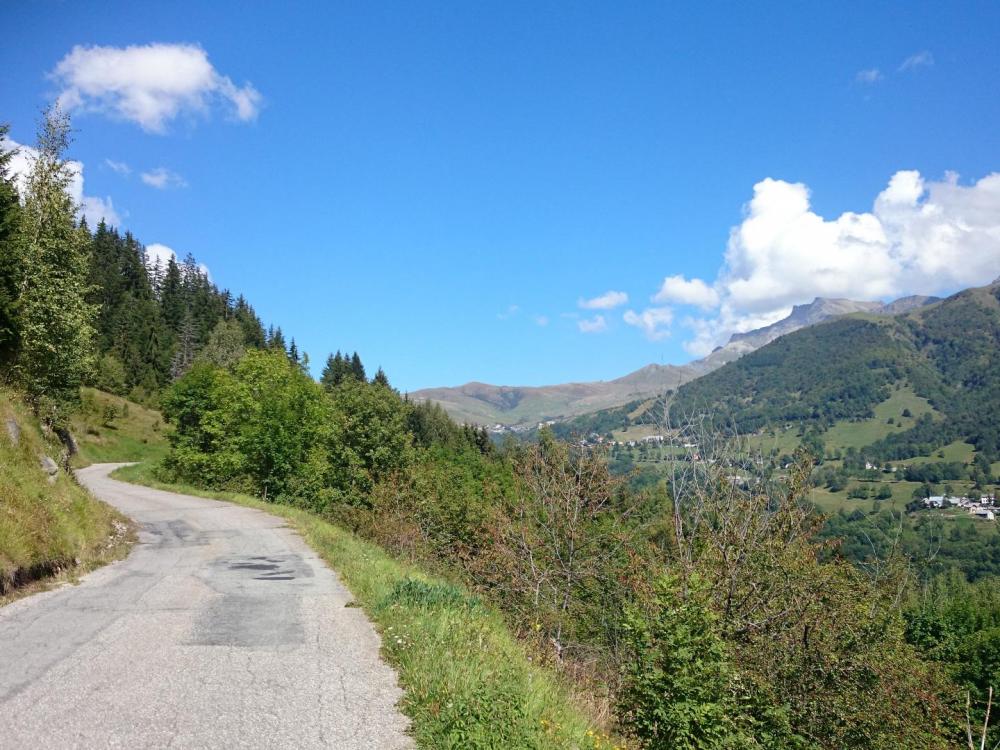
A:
[669,281,1000,460]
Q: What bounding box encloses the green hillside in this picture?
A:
[0,388,132,598]
[670,280,1000,461]
[69,387,169,466]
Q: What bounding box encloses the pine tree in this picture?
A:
[148,256,164,298]
[234,295,266,349]
[320,351,338,389]
[170,312,198,380]
[288,337,299,364]
[372,367,390,388]
[160,256,184,332]
[17,106,96,413]
[350,351,366,381]
[0,124,22,366]
[268,326,286,352]
[320,351,348,390]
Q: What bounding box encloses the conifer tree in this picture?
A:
[320,351,344,390]
[234,295,266,349]
[372,367,390,388]
[350,351,366,381]
[148,256,164,298]
[288,337,299,364]
[17,106,96,413]
[160,256,184,332]
[0,124,22,365]
[268,326,286,352]
[170,312,199,380]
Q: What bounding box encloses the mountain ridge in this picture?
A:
[412,294,941,426]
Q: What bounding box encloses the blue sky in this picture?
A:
[2,1,999,391]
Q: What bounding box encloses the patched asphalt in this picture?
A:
[0,463,413,749]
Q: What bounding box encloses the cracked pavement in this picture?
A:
[0,463,413,749]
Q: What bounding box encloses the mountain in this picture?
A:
[412,295,938,427]
[668,280,1000,458]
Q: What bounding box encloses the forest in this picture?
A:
[5,108,1000,749]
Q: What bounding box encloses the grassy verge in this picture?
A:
[70,387,169,467]
[0,388,133,602]
[112,461,619,750]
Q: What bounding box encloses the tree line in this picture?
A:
[0,108,388,430]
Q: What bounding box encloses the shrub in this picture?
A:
[619,574,748,749]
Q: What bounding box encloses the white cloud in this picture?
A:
[3,136,121,227]
[51,43,262,133]
[899,51,934,71]
[534,315,549,327]
[672,170,1000,356]
[623,307,673,341]
[497,304,520,320]
[79,195,120,228]
[104,158,130,175]
[579,290,628,310]
[145,242,210,279]
[144,243,177,268]
[653,275,719,310]
[141,167,187,189]
[578,315,608,334]
[856,68,883,84]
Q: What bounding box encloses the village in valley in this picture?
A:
[924,493,999,521]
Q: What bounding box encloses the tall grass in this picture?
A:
[0,388,132,599]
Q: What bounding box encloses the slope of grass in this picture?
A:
[112,462,617,750]
[0,388,132,600]
[905,440,976,465]
[745,427,802,455]
[70,387,169,467]
[822,385,936,452]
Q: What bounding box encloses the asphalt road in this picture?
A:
[0,463,413,749]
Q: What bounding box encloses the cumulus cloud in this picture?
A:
[899,51,934,71]
[578,315,608,334]
[145,242,210,279]
[80,195,121,228]
[579,290,628,310]
[653,275,719,310]
[51,43,262,133]
[856,68,883,84]
[141,167,187,189]
[670,170,1000,356]
[3,136,121,227]
[144,243,177,269]
[623,307,673,341]
[104,158,130,175]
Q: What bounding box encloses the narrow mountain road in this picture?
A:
[0,463,413,749]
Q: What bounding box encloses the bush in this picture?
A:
[619,574,748,749]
